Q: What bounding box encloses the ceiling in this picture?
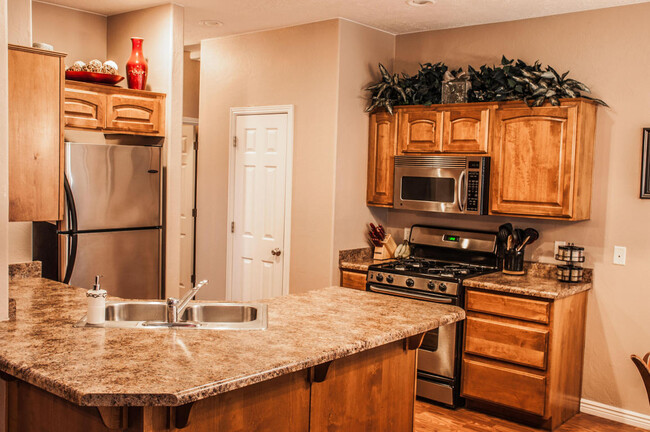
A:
[41,0,650,46]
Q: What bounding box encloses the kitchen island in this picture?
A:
[0,278,464,431]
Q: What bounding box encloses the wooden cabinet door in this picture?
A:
[310,340,417,431]
[397,108,442,153]
[64,86,106,130]
[441,106,494,153]
[8,46,65,222]
[106,94,164,135]
[367,111,397,206]
[490,104,578,218]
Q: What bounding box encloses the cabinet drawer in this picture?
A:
[462,358,546,416]
[465,316,548,369]
[466,290,550,324]
[106,94,164,135]
[64,87,106,130]
[340,270,367,290]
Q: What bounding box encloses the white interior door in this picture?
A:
[180,123,197,297]
[230,113,289,301]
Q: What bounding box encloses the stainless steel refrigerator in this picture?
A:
[34,131,163,299]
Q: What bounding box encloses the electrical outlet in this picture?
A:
[404,227,411,241]
[554,241,567,257]
[613,246,626,265]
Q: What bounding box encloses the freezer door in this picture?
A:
[66,142,161,230]
[65,229,161,299]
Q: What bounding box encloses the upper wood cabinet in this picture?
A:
[367,99,598,220]
[490,100,597,220]
[441,105,495,153]
[64,81,165,136]
[367,111,397,207]
[397,108,442,153]
[64,85,105,130]
[8,45,66,222]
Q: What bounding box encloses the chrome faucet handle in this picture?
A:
[173,280,209,323]
[166,297,180,323]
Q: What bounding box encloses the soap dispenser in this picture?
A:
[86,275,107,325]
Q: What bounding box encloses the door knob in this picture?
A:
[272,248,282,256]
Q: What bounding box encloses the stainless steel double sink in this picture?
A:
[75,301,268,330]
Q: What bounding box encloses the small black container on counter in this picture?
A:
[503,249,525,275]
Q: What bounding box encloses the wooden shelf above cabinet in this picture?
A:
[64,80,166,137]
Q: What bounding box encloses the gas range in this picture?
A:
[367,258,497,297]
[365,225,500,408]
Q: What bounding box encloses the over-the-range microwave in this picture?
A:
[393,155,490,215]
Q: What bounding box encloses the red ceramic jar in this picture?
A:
[126,37,148,90]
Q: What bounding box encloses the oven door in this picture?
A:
[394,165,467,213]
[419,323,457,379]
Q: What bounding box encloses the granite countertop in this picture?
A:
[0,278,464,407]
[339,247,393,271]
[463,262,593,299]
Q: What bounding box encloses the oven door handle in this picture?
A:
[457,170,466,212]
[368,285,454,304]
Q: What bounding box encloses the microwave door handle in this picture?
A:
[458,171,466,212]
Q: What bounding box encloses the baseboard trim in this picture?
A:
[581,398,650,430]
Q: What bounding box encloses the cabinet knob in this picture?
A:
[272,248,282,256]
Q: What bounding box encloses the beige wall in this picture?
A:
[7,0,30,45]
[331,20,393,281]
[183,51,200,119]
[197,20,340,299]
[108,4,185,298]
[32,1,106,63]
[1,0,12,322]
[393,3,650,415]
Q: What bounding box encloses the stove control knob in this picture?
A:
[375,273,384,282]
[386,275,394,284]
[427,281,436,290]
[405,278,415,287]
[438,283,447,292]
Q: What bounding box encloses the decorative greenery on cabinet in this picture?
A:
[366,56,607,114]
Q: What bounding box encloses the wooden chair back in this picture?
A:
[631,352,650,405]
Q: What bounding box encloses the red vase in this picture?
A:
[126,37,148,90]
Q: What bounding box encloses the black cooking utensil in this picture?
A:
[497,224,511,245]
[515,229,525,246]
[517,228,540,251]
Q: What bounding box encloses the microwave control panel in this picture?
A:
[467,170,481,212]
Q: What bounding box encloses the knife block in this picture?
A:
[373,234,397,260]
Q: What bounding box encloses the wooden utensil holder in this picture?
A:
[373,234,397,260]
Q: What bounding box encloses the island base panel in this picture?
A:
[5,338,420,431]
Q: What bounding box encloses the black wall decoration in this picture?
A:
[641,129,650,199]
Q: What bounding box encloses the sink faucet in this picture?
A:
[166,280,208,323]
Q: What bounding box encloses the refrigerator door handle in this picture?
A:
[63,175,78,284]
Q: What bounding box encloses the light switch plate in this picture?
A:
[404,228,411,242]
[613,246,626,265]
[554,241,567,256]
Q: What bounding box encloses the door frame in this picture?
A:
[182,118,199,289]
[226,105,294,300]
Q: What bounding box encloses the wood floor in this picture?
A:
[414,401,648,432]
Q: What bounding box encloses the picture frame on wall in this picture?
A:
[642,128,650,198]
